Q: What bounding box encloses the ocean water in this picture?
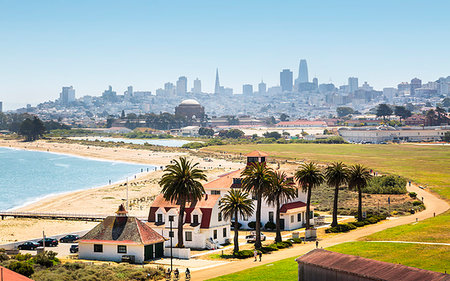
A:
[0,147,154,211]
[74,137,192,147]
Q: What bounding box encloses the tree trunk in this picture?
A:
[255,190,262,249]
[275,197,281,243]
[332,184,339,227]
[306,184,312,229]
[233,209,239,254]
[177,199,185,247]
[358,187,363,221]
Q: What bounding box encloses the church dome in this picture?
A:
[180,99,200,106]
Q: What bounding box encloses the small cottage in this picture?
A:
[78,205,165,264]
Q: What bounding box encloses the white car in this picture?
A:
[245,231,266,243]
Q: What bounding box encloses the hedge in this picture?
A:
[326,215,387,233]
[264,221,276,230]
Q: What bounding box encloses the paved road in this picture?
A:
[192,183,450,280]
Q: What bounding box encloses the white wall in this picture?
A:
[79,242,144,263]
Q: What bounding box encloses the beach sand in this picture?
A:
[0,139,243,244]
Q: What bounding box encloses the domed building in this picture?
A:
[175,99,205,119]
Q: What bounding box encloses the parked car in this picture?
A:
[70,245,79,253]
[245,231,266,243]
[17,241,39,250]
[38,238,58,247]
[59,234,80,243]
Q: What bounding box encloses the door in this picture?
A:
[155,242,164,258]
[280,219,285,230]
[144,245,153,260]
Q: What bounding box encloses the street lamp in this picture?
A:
[169,215,174,273]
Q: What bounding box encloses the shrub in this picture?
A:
[325,223,357,233]
[366,217,378,224]
[0,252,9,262]
[289,238,303,244]
[273,241,291,249]
[264,221,276,230]
[363,175,407,194]
[247,221,256,229]
[412,200,423,206]
[14,253,32,261]
[33,251,59,267]
[181,142,204,149]
[350,221,366,227]
[231,222,242,230]
[234,250,255,259]
[409,192,417,198]
[261,244,278,253]
[8,261,34,277]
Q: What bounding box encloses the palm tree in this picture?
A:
[294,163,324,229]
[265,171,297,243]
[348,164,372,221]
[241,162,273,249]
[219,189,254,253]
[159,157,207,248]
[325,162,349,227]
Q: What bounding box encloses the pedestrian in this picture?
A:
[258,251,262,262]
[316,240,319,248]
[253,249,258,261]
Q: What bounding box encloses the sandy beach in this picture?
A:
[0,139,242,244]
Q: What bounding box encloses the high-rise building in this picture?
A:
[312,77,319,89]
[102,86,117,102]
[192,78,202,94]
[0,101,2,112]
[410,78,422,95]
[242,84,253,95]
[280,69,293,92]
[164,82,175,95]
[298,59,309,83]
[176,76,187,95]
[214,68,221,94]
[258,80,266,95]
[348,77,359,93]
[60,86,76,105]
[124,86,133,99]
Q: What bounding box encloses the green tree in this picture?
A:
[376,104,393,120]
[7,261,34,277]
[295,163,324,229]
[219,189,254,253]
[18,117,46,141]
[280,113,290,121]
[198,127,214,136]
[325,162,349,227]
[241,162,273,249]
[226,129,244,139]
[263,131,282,139]
[159,157,207,247]
[265,171,296,242]
[336,107,355,117]
[348,164,372,221]
[394,106,412,122]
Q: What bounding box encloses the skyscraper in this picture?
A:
[0,101,2,113]
[193,78,202,94]
[312,77,319,89]
[280,69,293,92]
[214,68,221,94]
[298,59,309,83]
[176,76,187,95]
[60,86,76,105]
[242,84,253,95]
[258,80,266,95]
[348,77,359,93]
[410,78,422,95]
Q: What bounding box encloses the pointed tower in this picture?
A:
[214,68,221,94]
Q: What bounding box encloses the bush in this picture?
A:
[261,244,278,253]
[247,221,256,229]
[0,252,9,262]
[14,253,32,261]
[412,200,423,206]
[234,250,256,259]
[182,142,205,149]
[33,251,59,267]
[7,261,34,277]
[264,221,276,230]
[363,175,407,194]
[289,238,303,244]
[231,222,242,230]
[325,223,357,233]
[409,192,417,198]
[273,241,291,249]
[282,240,293,247]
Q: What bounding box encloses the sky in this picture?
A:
[0,0,449,110]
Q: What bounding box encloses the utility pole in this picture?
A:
[169,216,174,273]
[43,230,46,252]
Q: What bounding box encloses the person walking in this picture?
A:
[253,249,258,261]
[258,251,262,262]
[316,240,319,248]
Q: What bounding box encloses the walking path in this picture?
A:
[192,183,449,280]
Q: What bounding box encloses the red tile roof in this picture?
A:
[280,201,307,213]
[0,265,33,281]
[203,169,243,190]
[296,249,449,281]
[276,120,327,127]
[246,150,269,157]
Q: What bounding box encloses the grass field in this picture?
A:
[203,143,450,200]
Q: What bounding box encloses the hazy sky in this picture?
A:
[1,0,449,109]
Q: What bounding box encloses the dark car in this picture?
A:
[59,234,80,243]
[17,241,39,250]
[38,238,58,247]
[69,244,79,253]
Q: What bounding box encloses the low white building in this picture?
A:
[78,205,165,264]
[147,194,231,250]
[203,151,314,231]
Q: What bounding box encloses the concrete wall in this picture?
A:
[79,243,144,263]
[164,247,191,259]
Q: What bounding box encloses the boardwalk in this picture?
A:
[0,211,147,222]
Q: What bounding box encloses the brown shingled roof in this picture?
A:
[246,150,269,157]
[296,249,449,281]
[79,216,165,245]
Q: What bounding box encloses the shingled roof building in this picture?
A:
[296,249,449,281]
[79,205,165,263]
[203,151,313,231]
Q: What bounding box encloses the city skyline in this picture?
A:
[1,0,450,109]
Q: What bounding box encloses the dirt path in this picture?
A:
[192,183,450,280]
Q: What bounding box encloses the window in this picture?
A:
[157,214,163,223]
[297,213,302,222]
[211,190,221,195]
[169,215,175,222]
[117,245,127,254]
[232,178,242,184]
[218,212,222,222]
[260,157,265,162]
[248,157,258,163]
[291,215,294,223]
[213,230,218,239]
[269,212,274,223]
[223,227,227,238]
[310,211,313,218]
[94,244,103,253]
[193,214,199,224]
[185,231,192,241]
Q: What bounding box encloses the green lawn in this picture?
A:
[327,242,450,273]
[204,143,450,200]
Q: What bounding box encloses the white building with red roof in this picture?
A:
[203,151,314,231]
[147,193,231,250]
[78,205,166,264]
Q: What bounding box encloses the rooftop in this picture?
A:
[246,150,269,157]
